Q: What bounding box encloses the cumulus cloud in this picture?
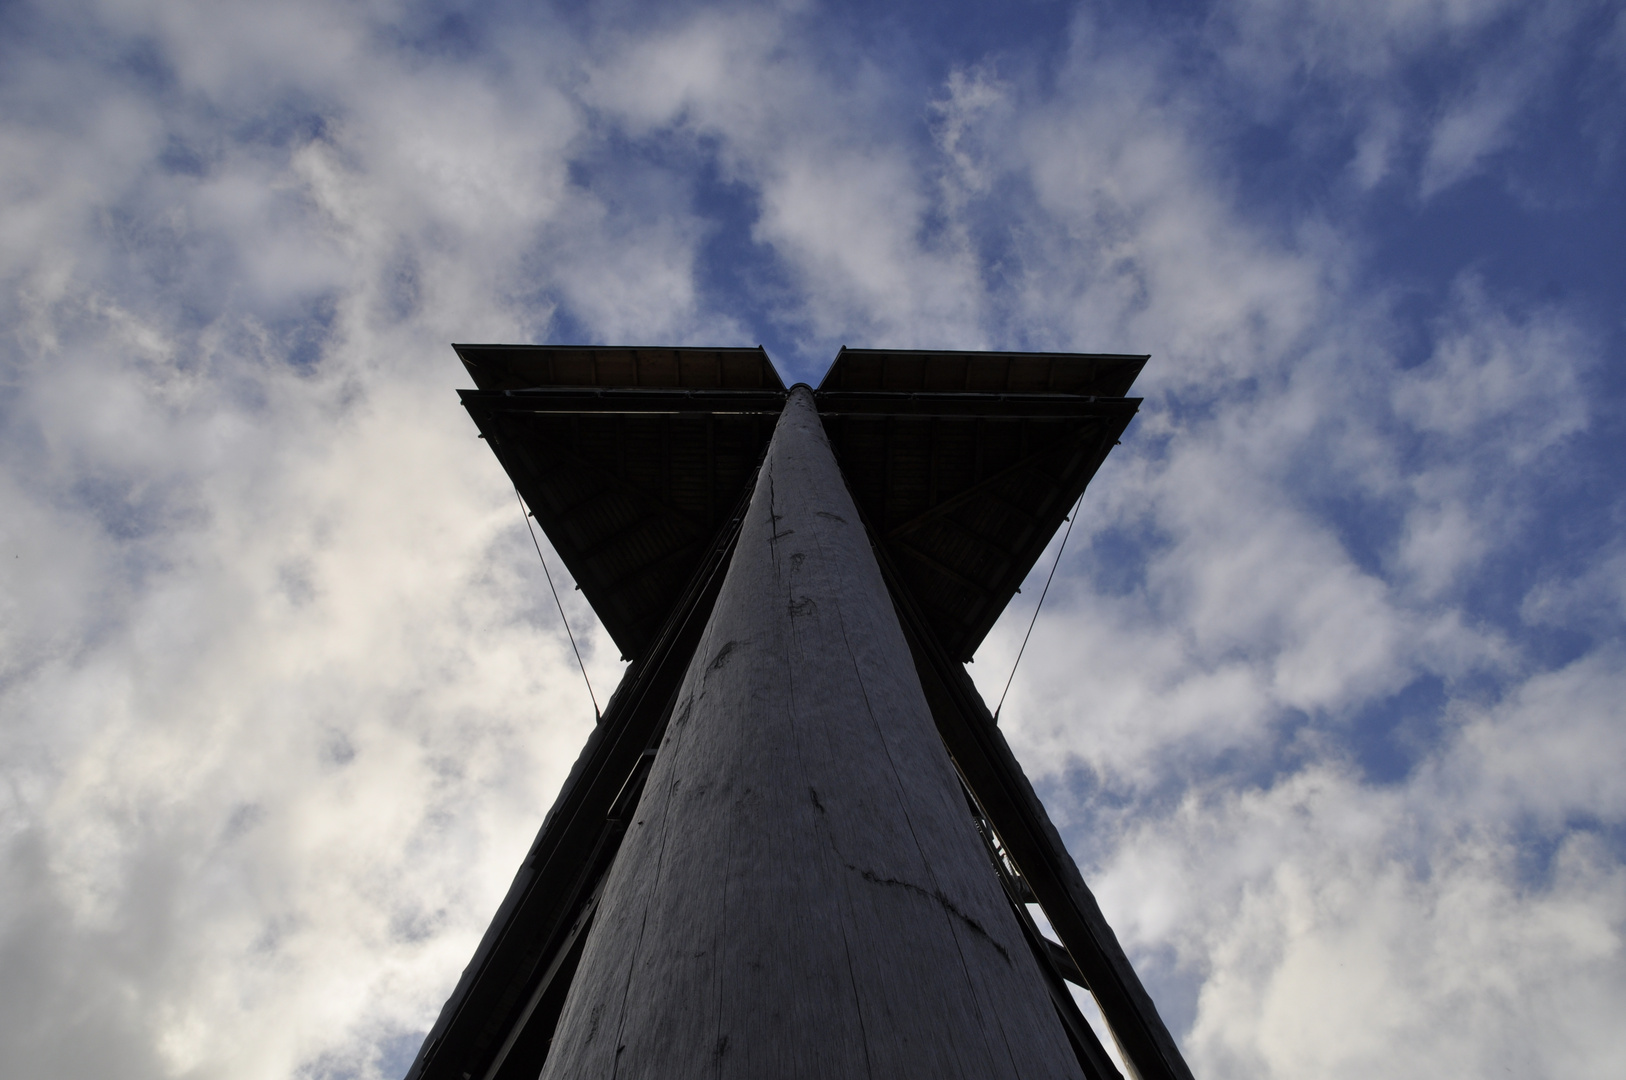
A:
[1205,0,1616,198]
[581,8,994,353]
[1089,667,1626,1080]
[1129,770,1626,1080]
[1,1,1621,1078]
[0,3,636,1076]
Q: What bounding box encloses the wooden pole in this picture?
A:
[538,386,1085,1079]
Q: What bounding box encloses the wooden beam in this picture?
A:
[463,386,788,414]
[965,791,1124,1080]
[816,391,1141,419]
[537,387,1086,1079]
[874,547,1198,1080]
[402,478,757,1080]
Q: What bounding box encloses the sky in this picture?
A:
[1,0,1623,1077]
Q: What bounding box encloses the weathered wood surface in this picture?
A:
[539,386,1084,1079]
[883,571,1194,1080]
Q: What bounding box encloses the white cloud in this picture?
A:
[580,9,995,354]
[1214,0,1523,86]
[1419,75,1528,197]
[1394,279,1588,454]
[1521,546,1626,630]
[1209,0,1600,198]
[0,3,643,1075]
[1427,647,1626,828]
[1089,744,1626,1080]
[1,2,1620,1078]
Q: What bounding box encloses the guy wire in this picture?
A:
[514,486,600,720]
[994,492,1084,722]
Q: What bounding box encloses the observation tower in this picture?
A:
[403,346,1191,1080]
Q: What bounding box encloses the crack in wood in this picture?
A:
[847,865,1011,963]
[706,641,742,672]
[584,1004,601,1046]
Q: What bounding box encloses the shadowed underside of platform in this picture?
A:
[460,346,1141,663]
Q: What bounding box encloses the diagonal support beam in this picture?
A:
[838,461,1191,1080]
[875,545,1198,1080]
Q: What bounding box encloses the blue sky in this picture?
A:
[1,1,1623,1077]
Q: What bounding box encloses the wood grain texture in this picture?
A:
[539,387,1083,1080]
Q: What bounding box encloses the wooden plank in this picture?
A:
[465,386,788,414]
[403,479,756,1080]
[816,392,1141,419]
[966,795,1123,1080]
[874,555,1197,1080]
[454,345,785,391]
[815,348,1148,397]
[538,387,1085,1079]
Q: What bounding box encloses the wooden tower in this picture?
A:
[403,347,1193,1080]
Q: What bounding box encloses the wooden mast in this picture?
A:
[537,386,1085,1078]
[407,346,1189,1080]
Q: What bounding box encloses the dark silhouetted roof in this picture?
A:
[816,347,1145,397]
[455,344,785,392]
[816,347,1145,660]
[460,345,1144,664]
